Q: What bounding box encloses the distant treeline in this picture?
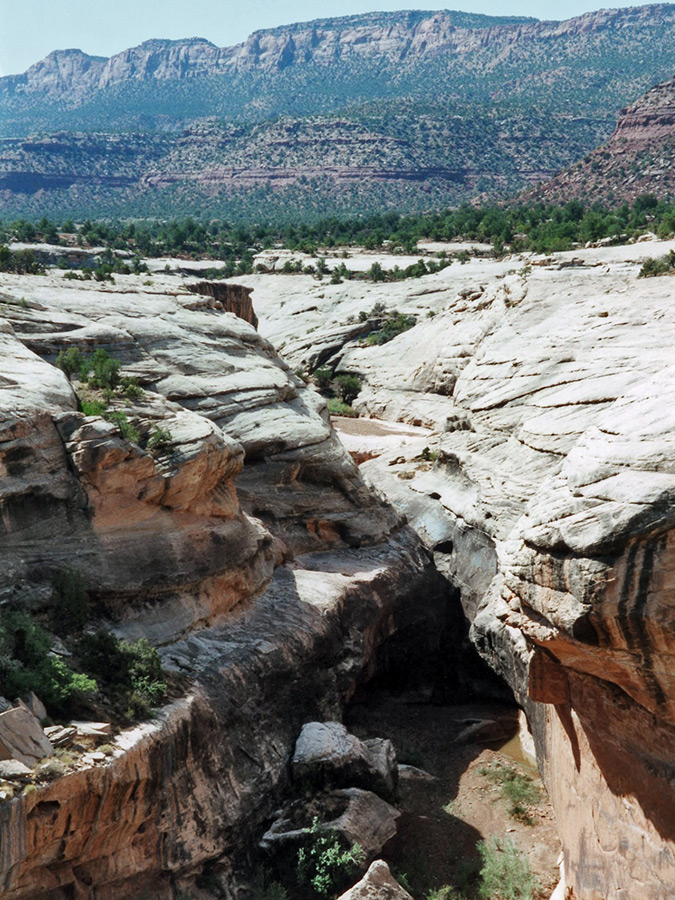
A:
[2,197,674,274]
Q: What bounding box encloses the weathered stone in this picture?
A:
[0,707,53,766]
[292,722,397,799]
[43,726,77,747]
[0,761,33,781]
[72,723,112,740]
[260,788,400,861]
[19,693,47,722]
[337,860,414,900]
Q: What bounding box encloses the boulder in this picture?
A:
[0,760,33,781]
[0,707,53,766]
[292,722,397,800]
[260,788,400,860]
[19,693,47,722]
[337,860,414,900]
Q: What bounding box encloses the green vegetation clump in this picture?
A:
[0,245,45,274]
[56,347,86,381]
[333,374,362,404]
[297,818,365,897]
[326,399,358,417]
[85,348,122,390]
[78,631,167,721]
[365,311,416,345]
[0,609,97,715]
[81,399,107,416]
[477,835,537,900]
[147,426,173,450]
[313,366,334,390]
[104,411,140,444]
[479,762,541,824]
[638,250,675,277]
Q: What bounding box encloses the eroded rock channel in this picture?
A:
[0,240,674,900]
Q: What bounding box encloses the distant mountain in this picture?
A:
[1,5,675,220]
[528,75,675,205]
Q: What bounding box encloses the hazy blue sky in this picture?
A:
[0,0,663,75]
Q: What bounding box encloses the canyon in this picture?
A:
[0,233,673,898]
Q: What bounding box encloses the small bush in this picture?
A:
[120,376,144,400]
[426,886,467,900]
[89,349,121,390]
[479,763,540,822]
[333,374,362,404]
[56,347,85,381]
[0,610,97,716]
[327,399,358,417]
[312,366,334,391]
[638,251,675,278]
[78,631,166,721]
[147,426,173,450]
[81,399,107,416]
[104,411,140,443]
[36,759,67,782]
[477,835,536,900]
[297,818,365,897]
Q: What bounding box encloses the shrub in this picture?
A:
[333,374,362,404]
[147,426,173,450]
[479,762,540,823]
[104,411,140,443]
[327,399,358,417]
[313,366,334,391]
[120,376,144,400]
[297,818,365,897]
[78,631,167,720]
[51,567,89,635]
[638,250,675,278]
[81,399,107,416]
[36,759,67,782]
[366,312,416,346]
[89,349,121,390]
[0,610,97,715]
[56,347,85,382]
[477,835,536,900]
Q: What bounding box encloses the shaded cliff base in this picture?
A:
[345,697,561,900]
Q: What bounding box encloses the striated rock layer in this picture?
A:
[0,272,448,899]
[532,74,675,204]
[250,238,675,900]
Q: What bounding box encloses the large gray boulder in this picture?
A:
[292,722,397,800]
[0,707,53,766]
[260,788,400,860]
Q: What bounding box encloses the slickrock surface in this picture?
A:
[0,273,446,899]
[251,237,675,900]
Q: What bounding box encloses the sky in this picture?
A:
[0,0,664,76]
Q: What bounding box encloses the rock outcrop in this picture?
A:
[251,236,675,900]
[0,271,449,899]
[532,75,675,204]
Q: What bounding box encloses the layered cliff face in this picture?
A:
[0,272,446,899]
[249,237,675,899]
[533,75,675,205]
[3,6,675,217]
